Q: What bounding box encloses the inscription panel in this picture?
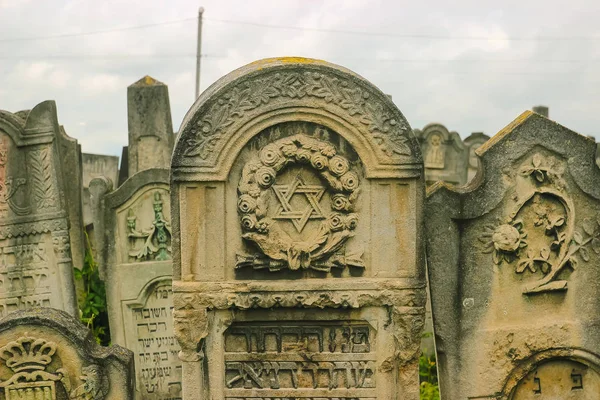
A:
[129,281,181,399]
[224,322,376,398]
[0,233,57,317]
[512,359,600,399]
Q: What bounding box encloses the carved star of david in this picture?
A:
[272,175,326,233]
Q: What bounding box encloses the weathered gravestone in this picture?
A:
[0,307,134,399]
[464,131,490,183]
[127,76,174,177]
[170,57,427,400]
[56,126,85,272]
[426,111,600,399]
[91,75,177,399]
[82,153,119,226]
[0,101,78,317]
[415,123,468,186]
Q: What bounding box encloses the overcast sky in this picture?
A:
[1,0,599,156]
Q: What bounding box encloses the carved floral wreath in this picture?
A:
[237,134,363,272]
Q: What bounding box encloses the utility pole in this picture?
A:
[195,6,204,99]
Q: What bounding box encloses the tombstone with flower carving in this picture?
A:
[0,307,134,399]
[170,58,427,400]
[426,111,600,399]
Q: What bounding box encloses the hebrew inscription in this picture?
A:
[511,359,600,399]
[224,322,376,395]
[132,282,181,399]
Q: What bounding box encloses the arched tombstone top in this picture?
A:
[0,101,59,147]
[172,57,422,181]
[416,123,465,149]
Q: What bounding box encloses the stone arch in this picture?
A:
[172,57,422,181]
[500,348,600,399]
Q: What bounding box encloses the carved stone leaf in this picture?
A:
[574,231,584,245]
[580,247,590,262]
[592,238,600,254]
[583,218,597,236]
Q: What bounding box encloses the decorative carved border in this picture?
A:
[172,288,425,368]
[0,217,68,240]
[173,58,423,174]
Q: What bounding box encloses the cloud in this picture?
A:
[0,0,598,159]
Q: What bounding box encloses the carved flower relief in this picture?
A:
[480,220,528,265]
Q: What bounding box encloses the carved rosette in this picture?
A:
[237,134,363,272]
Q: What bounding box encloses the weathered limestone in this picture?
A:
[91,169,179,399]
[464,131,490,183]
[56,125,85,270]
[127,76,174,177]
[171,57,426,399]
[0,101,78,317]
[415,123,468,186]
[426,111,600,398]
[82,153,119,225]
[0,307,134,399]
[532,105,549,118]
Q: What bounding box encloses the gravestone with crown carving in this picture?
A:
[415,123,468,186]
[426,111,600,399]
[0,101,78,318]
[0,307,134,399]
[91,76,178,399]
[170,58,427,400]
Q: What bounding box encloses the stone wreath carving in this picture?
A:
[236,134,364,272]
[480,154,600,294]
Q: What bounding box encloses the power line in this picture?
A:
[205,17,600,41]
[0,54,599,64]
[0,17,196,43]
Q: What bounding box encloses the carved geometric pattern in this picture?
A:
[272,175,326,233]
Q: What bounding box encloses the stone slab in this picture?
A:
[426,111,600,399]
[0,101,78,317]
[170,57,427,400]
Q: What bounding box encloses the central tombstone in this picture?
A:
[170,58,426,399]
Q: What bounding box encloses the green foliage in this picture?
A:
[74,231,110,345]
[419,338,440,399]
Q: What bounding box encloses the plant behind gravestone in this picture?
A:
[73,231,110,345]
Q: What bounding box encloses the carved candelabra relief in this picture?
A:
[480,153,599,294]
[127,191,172,262]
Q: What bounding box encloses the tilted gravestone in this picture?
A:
[0,101,78,317]
[91,75,177,399]
[426,111,600,399]
[415,123,468,186]
[91,169,179,399]
[464,131,490,183]
[170,57,427,399]
[0,307,134,399]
